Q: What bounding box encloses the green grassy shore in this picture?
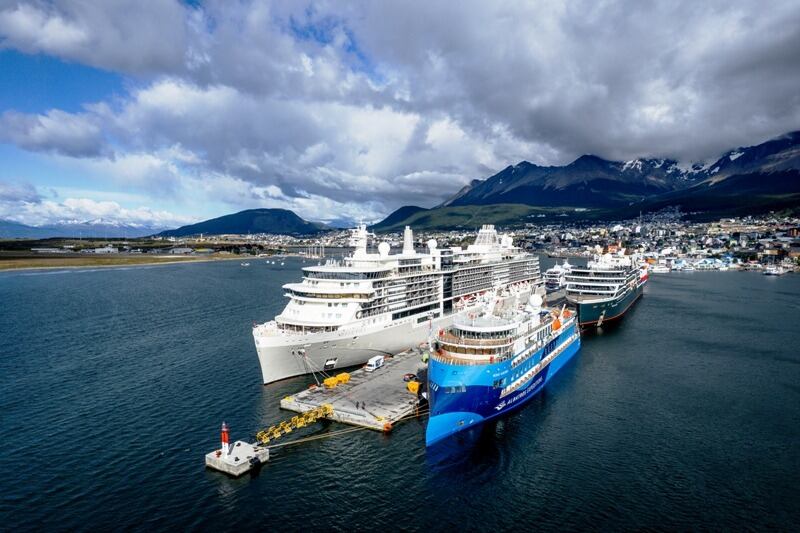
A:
[0,253,241,271]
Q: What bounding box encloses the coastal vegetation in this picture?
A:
[0,253,240,271]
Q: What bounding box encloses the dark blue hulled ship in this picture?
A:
[565,251,648,328]
[426,294,581,446]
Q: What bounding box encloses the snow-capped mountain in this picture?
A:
[440,130,800,209]
[442,155,697,208]
[0,218,169,239]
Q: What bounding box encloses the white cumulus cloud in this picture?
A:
[0,0,799,225]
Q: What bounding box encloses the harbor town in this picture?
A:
[5,210,797,274]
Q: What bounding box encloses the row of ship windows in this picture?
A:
[294,300,361,306]
[278,324,337,332]
[306,280,370,288]
[393,278,438,284]
[305,272,388,280]
[291,292,371,299]
[361,296,438,315]
[451,328,514,339]
[391,302,439,321]
[289,309,343,319]
[567,285,620,291]
[440,344,510,357]
[453,276,493,287]
[568,272,629,279]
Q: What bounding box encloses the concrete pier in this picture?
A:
[281,348,427,431]
[205,441,269,477]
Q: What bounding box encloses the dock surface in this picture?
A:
[281,348,427,431]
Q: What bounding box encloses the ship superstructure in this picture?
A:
[426,294,581,446]
[544,259,573,290]
[565,251,647,327]
[253,224,542,384]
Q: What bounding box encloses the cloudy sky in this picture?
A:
[1,0,799,228]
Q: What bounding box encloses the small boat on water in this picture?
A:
[651,264,670,273]
[241,262,250,267]
[764,265,785,276]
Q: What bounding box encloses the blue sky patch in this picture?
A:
[0,50,126,114]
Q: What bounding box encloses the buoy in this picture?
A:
[383,422,393,433]
[220,421,230,457]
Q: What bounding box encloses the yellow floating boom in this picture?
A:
[255,404,334,444]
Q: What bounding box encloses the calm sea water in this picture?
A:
[1,259,798,531]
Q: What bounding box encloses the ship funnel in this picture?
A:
[403,226,415,255]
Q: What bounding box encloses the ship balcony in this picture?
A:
[437,331,514,347]
[430,349,508,366]
[285,290,375,301]
[253,320,340,339]
[566,285,617,292]
[566,283,626,290]
[565,292,619,303]
[283,282,376,296]
[568,270,627,277]
[253,320,280,336]
[565,276,625,283]
[274,314,352,328]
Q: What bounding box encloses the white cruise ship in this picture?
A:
[544,259,573,290]
[253,224,542,384]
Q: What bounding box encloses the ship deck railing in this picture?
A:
[500,327,579,398]
[430,350,508,366]
[437,331,512,347]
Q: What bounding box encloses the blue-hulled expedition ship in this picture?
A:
[565,251,648,328]
[426,294,581,446]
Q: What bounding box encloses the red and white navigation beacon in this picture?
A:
[220,421,230,457]
[205,421,269,477]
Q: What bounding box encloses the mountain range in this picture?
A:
[374,130,800,230]
[3,132,798,239]
[443,131,799,208]
[0,219,167,239]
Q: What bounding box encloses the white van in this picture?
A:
[364,355,385,372]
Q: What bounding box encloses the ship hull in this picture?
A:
[254,290,532,384]
[254,314,452,384]
[572,281,644,327]
[425,324,581,446]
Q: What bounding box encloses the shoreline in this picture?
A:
[0,254,246,272]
